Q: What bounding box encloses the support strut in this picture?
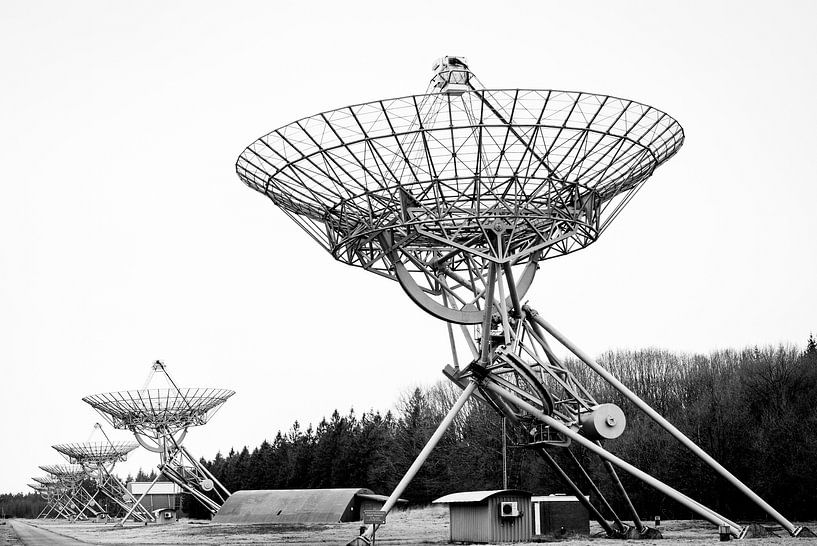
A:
[482,380,744,537]
[526,308,798,536]
[349,380,478,545]
[535,448,620,537]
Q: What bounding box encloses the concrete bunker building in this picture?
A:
[213,488,404,524]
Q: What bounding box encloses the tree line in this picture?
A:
[198,339,817,522]
[0,493,44,519]
[3,338,815,521]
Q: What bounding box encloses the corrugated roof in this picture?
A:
[213,488,378,524]
[433,489,531,504]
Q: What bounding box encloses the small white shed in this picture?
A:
[433,490,532,543]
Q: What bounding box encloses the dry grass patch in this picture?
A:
[20,509,817,545]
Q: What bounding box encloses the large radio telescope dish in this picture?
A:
[237,72,682,276]
[237,57,810,542]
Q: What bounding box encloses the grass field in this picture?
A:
[14,507,817,545]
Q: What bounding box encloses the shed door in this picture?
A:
[533,501,540,535]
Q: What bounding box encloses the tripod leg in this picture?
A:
[349,380,477,545]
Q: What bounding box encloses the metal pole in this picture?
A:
[566,450,627,533]
[99,465,153,522]
[121,470,161,524]
[353,381,477,544]
[502,418,508,489]
[600,457,645,532]
[440,282,460,371]
[502,263,522,318]
[482,380,743,536]
[181,445,232,501]
[526,309,796,536]
[479,265,498,364]
[73,490,96,522]
[535,448,618,536]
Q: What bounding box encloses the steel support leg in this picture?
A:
[601,457,646,532]
[180,445,232,502]
[526,309,796,536]
[349,380,477,545]
[565,449,627,533]
[73,491,96,522]
[535,448,619,536]
[483,380,744,536]
[160,462,221,514]
[121,470,162,524]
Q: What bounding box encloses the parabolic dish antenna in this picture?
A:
[39,463,103,521]
[83,360,234,519]
[38,464,85,479]
[83,387,233,433]
[237,66,682,278]
[32,475,60,486]
[52,441,139,465]
[53,424,154,523]
[31,474,78,520]
[237,57,811,542]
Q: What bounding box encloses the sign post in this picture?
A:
[363,510,386,545]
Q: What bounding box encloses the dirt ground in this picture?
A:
[13,507,817,545]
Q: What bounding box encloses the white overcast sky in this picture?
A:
[1,1,816,493]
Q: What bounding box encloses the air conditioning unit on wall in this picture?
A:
[499,501,520,517]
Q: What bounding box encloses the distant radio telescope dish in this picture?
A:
[83,360,234,520]
[53,423,155,523]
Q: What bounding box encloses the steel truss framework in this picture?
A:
[83,361,234,521]
[37,464,105,522]
[29,480,65,520]
[53,424,155,523]
[238,57,814,543]
[31,475,84,520]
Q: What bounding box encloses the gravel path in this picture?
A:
[9,521,90,546]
